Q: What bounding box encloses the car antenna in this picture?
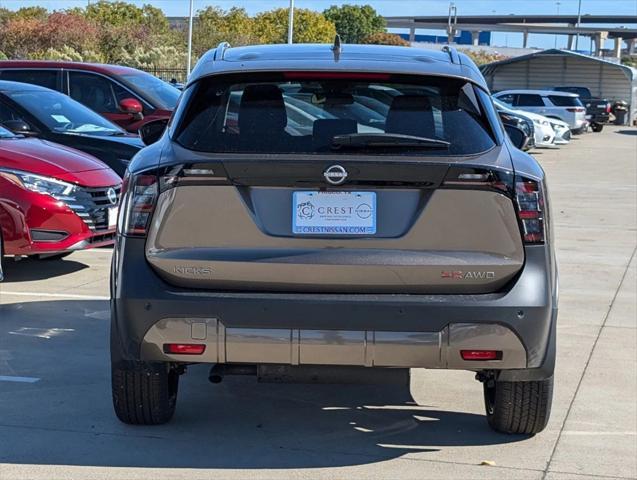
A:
[331,34,342,61]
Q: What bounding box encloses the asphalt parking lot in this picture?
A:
[0,126,635,480]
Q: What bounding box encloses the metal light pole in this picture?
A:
[187,0,194,76]
[554,1,561,48]
[287,0,295,44]
[575,0,583,51]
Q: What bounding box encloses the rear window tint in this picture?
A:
[515,94,545,107]
[0,69,59,91]
[174,73,497,156]
[548,95,583,107]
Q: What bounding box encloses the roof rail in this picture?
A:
[442,45,460,64]
[215,42,231,61]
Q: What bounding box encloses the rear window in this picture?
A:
[548,95,584,107]
[0,69,60,91]
[174,73,497,156]
[515,94,545,107]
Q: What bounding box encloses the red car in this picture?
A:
[0,61,179,133]
[0,125,120,279]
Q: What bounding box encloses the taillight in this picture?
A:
[443,167,513,193]
[515,177,545,244]
[566,107,585,113]
[119,171,158,237]
[606,103,612,113]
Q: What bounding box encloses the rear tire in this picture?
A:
[484,376,553,434]
[591,123,604,132]
[111,361,179,425]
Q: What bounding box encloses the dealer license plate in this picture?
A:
[293,191,376,235]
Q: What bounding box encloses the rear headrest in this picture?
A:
[313,119,357,149]
[239,84,287,135]
[385,95,435,138]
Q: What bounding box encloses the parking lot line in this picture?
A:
[0,376,40,383]
[0,291,109,300]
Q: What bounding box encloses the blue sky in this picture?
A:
[1,0,635,49]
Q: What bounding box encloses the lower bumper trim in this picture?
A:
[141,318,527,369]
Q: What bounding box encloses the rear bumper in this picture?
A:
[588,113,610,124]
[111,238,558,379]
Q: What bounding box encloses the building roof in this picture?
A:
[188,43,488,89]
[480,49,637,80]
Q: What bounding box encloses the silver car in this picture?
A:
[494,89,587,132]
[111,42,558,435]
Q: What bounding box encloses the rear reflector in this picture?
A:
[566,107,585,113]
[163,343,206,355]
[461,350,501,361]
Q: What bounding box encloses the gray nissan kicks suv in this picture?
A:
[111,42,557,434]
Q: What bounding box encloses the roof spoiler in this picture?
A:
[215,42,231,61]
[442,45,460,64]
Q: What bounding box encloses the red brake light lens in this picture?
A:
[461,350,501,360]
[515,177,545,244]
[120,172,158,237]
[282,72,392,81]
[163,344,206,355]
[566,107,585,113]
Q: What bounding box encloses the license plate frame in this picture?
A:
[292,191,376,235]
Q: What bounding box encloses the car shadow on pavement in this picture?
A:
[1,256,88,282]
[615,129,637,136]
[0,299,528,470]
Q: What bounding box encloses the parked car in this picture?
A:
[0,124,120,280]
[493,98,555,148]
[0,61,180,133]
[494,89,587,133]
[0,81,143,176]
[548,118,572,145]
[111,43,557,435]
[551,86,611,132]
[497,109,535,150]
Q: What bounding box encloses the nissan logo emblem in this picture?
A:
[323,165,348,185]
[107,187,118,205]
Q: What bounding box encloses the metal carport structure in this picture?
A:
[480,49,637,124]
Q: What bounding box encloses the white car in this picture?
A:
[494,90,588,132]
[493,98,556,148]
[548,118,572,145]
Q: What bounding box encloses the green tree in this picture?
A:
[323,5,385,44]
[141,4,170,36]
[361,32,409,46]
[84,1,144,28]
[13,6,48,21]
[255,8,336,44]
[192,7,257,56]
[459,49,508,66]
[0,7,14,27]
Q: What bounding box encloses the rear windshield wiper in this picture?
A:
[331,133,450,149]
